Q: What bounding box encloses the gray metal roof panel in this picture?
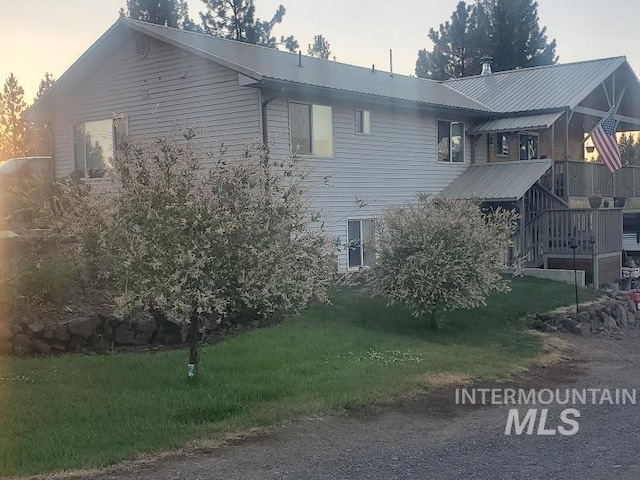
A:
[444,57,627,113]
[124,19,491,112]
[470,112,563,134]
[439,159,553,201]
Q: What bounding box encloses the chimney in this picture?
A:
[480,56,492,76]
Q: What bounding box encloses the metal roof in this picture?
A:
[124,20,490,112]
[444,57,627,112]
[470,112,563,134]
[439,160,553,201]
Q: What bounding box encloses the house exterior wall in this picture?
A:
[265,96,471,271]
[50,33,262,179]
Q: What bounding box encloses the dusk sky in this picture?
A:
[2,0,640,102]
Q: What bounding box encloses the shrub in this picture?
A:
[370,196,518,328]
[97,136,333,372]
[11,261,78,304]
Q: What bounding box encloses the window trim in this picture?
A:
[288,101,334,158]
[355,109,371,135]
[346,218,376,270]
[437,120,465,164]
[72,115,128,179]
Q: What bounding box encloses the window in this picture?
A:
[356,110,371,135]
[73,116,127,178]
[496,133,509,157]
[347,219,376,268]
[519,132,539,160]
[437,121,465,163]
[289,102,333,157]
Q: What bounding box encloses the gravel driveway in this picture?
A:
[67,332,640,480]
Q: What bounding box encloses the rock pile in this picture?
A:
[531,292,640,337]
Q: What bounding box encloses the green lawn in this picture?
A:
[0,277,598,477]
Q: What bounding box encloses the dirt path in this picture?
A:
[48,331,640,480]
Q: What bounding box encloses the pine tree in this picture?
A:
[491,0,556,71]
[25,73,56,156]
[0,74,28,161]
[308,34,331,60]
[200,0,299,52]
[123,0,200,31]
[619,133,640,166]
[415,0,556,79]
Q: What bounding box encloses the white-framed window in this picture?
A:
[496,133,509,157]
[437,120,465,163]
[519,132,539,160]
[347,218,376,269]
[73,116,127,178]
[356,109,371,135]
[289,102,333,157]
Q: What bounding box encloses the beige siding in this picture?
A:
[52,34,261,178]
[266,97,470,271]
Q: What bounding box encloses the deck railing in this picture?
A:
[540,208,622,256]
[554,160,640,199]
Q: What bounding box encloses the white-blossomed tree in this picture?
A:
[370,195,518,328]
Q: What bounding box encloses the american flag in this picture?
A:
[591,109,622,173]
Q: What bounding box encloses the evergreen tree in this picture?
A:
[415,1,485,80]
[26,73,56,156]
[416,0,556,79]
[491,0,556,71]
[122,0,200,31]
[0,74,28,161]
[619,132,640,166]
[308,34,331,60]
[200,0,299,52]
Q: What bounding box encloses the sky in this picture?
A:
[2,0,640,103]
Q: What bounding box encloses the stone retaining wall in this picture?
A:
[531,292,639,336]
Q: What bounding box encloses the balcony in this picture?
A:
[554,160,640,199]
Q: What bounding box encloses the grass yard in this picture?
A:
[0,277,598,477]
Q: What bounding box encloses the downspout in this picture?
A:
[259,90,280,147]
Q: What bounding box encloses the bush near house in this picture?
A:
[370,196,518,327]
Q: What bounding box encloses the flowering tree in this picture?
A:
[370,196,518,328]
[99,136,332,376]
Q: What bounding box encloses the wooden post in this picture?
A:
[520,196,526,263]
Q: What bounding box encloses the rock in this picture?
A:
[53,323,70,342]
[12,334,33,357]
[543,325,558,333]
[113,322,139,345]
[531,318,545,330]
[562,317,578,331]
[11,324,23,336]
[576,312,590,324]
[42,326,54,340]
[574,321,591,336]
[33,339,52,355]
[67,317,98,340]
[50,343,66,353]
[26,322,44,338]
[602,313,617,330]
[132,313,157,342]
[626,299,637,313]
[615,304,628,328]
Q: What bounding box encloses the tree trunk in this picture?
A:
[187,314,200,378]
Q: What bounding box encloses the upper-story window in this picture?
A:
[356,110,371,135]
[437,121,465,163]
[289,102,333,157]
[73,116,127,178]
[496,133,509,157]
[519,132,539,160]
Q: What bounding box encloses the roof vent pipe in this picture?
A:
[371,64,375,73]
[298,50,302,67]
[480,56,492,76]
[389,49,394,76]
